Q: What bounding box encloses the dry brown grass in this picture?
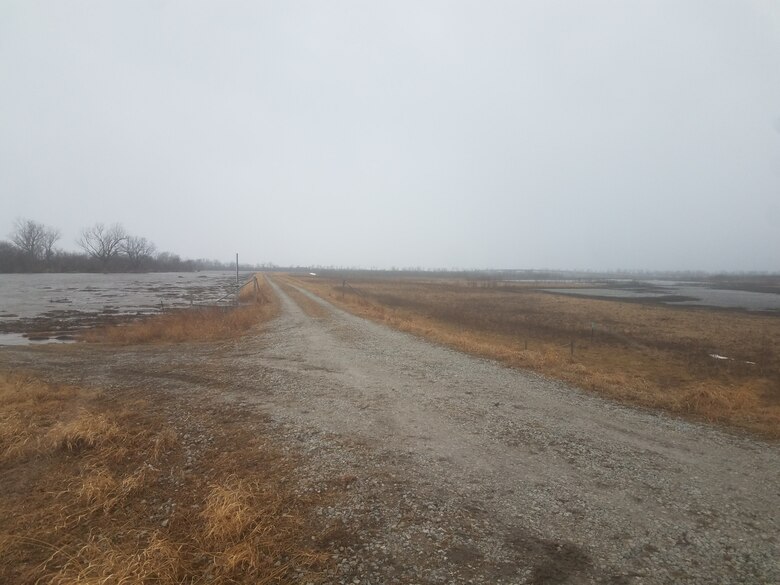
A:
[0,371,336,584]
[200,475,326,578]
[284,274,780,438]
[81,273,280,344]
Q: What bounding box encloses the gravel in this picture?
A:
[3,279,777,584]
[228,280,779,584]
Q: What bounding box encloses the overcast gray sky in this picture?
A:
[1,1,779,271]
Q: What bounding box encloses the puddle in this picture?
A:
[0,332,76,346]
[709,353,757,365]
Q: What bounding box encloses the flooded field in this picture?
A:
[543,280,780,312]
[0,271,250,343]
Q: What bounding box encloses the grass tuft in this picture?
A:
[47,532,184,585]
[48,411,121,452]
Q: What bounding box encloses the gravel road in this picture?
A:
[234,279,778,584]
[2,279,778,584]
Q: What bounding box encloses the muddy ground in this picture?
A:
[2,278,778,584]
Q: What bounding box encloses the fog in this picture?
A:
[2,1,779,271]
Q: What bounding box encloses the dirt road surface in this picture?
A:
[3,278,778,584]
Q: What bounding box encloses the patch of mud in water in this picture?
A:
[0,308,149,342]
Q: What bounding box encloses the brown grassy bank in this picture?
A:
[0,371,337,584]
[81,273,279,344]
[282,275,780,438]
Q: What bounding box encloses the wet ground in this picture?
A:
[0,271,250,343]
[543,280,780,312]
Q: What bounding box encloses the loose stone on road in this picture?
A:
[231,278,778,584]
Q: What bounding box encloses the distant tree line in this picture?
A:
[0,218,241,273]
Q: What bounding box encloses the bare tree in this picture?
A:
[11,218,46,259]
[77,223,128,266]
[41,227,61,262]
[122,235,156,268]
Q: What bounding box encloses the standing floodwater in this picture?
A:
[542,281,780,312]
[0,271,249,343]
